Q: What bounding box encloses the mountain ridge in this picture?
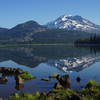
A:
[0,27,9,33]
[0,15,99,44]
[0,15,100,33]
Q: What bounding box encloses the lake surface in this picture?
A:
[0,45,100,98]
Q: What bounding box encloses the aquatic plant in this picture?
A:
[41,78,50,81]
[20,72,36,80]
[50,73,59,78]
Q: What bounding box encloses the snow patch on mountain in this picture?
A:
[46,15,100,32]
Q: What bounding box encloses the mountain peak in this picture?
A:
[58,14,72,21]
[46,14,100,32]
[13,20,40,29]
[22,20,39,25]
[59,14,72,18]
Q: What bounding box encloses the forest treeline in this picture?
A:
[75,34,100,45]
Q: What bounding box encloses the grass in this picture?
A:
[9,93,40,100]
[9,89,77,100]
[86,80,100,88]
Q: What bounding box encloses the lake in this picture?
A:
[0,45,100,98]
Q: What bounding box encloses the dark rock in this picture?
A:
[0,67,24,75]
[15,75,24,85]
[68,94,81,100]
[54,82,64,89]
[0,98,3,100]
[0,67,25,90]
[76,77,81,83]
[55,74,71,89]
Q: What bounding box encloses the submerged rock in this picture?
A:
[15,83,24,90]
[0,76,8,84]
[0,67,35,91]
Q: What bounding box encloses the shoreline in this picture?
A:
[0,43,74,47]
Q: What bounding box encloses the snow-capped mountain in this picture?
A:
[46,15,100,32]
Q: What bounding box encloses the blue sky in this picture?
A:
[0,0,100,28]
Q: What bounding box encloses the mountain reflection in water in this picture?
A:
[0,45,100,98]
[0,45,99,68]
[47,56,100,72]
